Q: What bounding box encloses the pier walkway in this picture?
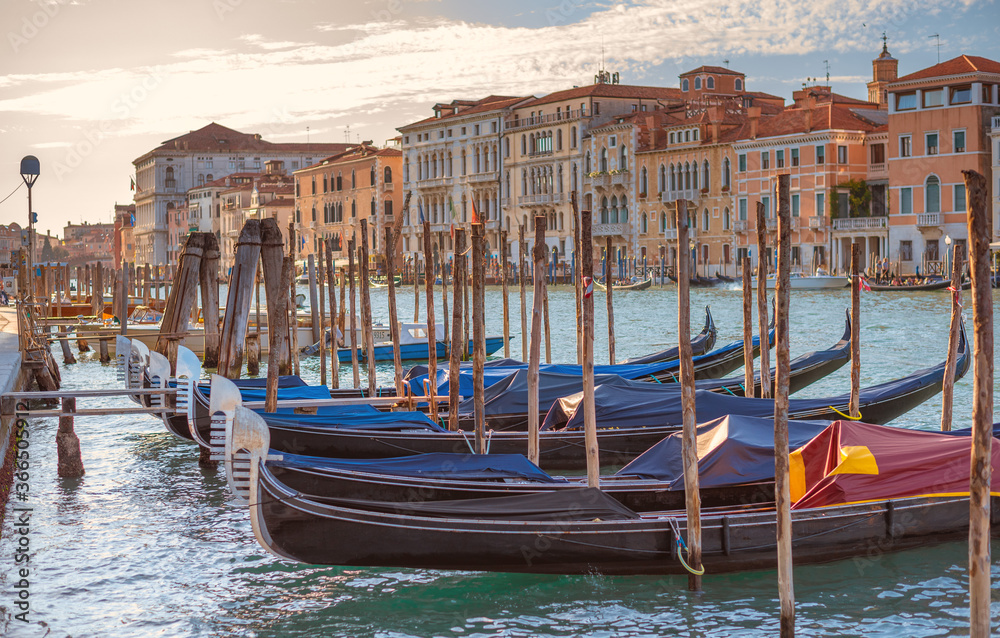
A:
[0,305,23,396]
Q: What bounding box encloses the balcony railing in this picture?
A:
[592,222,631,237]
[868,162,887,177]
[611,170,630,185]
[587,173,610,189]
[832,216,888,231]
[382,180,393,191]
[504,109,587,132]
[808,216,825,229]
[517,193,563,206]
[734,219,751,232]
[468,172,499,184]
[917,212,941,226]
[661,189,699,204]
[662,229,677,240]
[992,115,1000,131]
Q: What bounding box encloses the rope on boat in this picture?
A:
[668,518,705,576]
[458,429,476,454]
[722,385,738,397]
[829,405,863,420]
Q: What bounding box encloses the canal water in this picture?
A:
[2,284,999,637]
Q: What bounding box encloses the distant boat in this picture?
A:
[747,273,848,290]
[335,322,507,362]
[594,277,653,291]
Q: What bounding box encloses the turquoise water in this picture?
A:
[2,284,999,637]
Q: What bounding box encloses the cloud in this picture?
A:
[238,33,314,50]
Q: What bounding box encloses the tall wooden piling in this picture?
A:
[964,170,993,637]
[308,255,321,344]
[572,192,583,365]
[217,223,260,378]
[527,216,546,465]
[318,243,328,387]
[580,210,600,487]
[413,256,420,323]
[676,198,702,590]
[360,219,377,395]
[940,251,963,432]
[439,235,449,347]
[91,263,104,320]
[385,193,409,395]
[260,218,287,412]
[200,234,221,368]
[742,259,755,398]
[338,266,346,343]
[543,276,552,365]
[774,174,795,636]
[348,237,360,388]
[849,243,862,418]
[755,201,770,399]
[325,241,340,389]
[448,228,466,432]
[246,263,262,377]
[471,223,487,454]
[56,397,84,478]
[155,234,206,372]
[518,223,528,362]
[500,229,511,358]
[463,253,470,360]
[605,237,616,365]
[422,220,438,419]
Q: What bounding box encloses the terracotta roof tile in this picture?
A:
[517,84,683,109]
[681,65,744,76]
[893,54,1000,84]
[149,122,350,156]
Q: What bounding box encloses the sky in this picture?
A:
[0,0,997,239]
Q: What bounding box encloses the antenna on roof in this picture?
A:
[723,59,729,68]
[929,33,941,63]
[823,60,830,84]
[306,126,310,144]
[344,125,351,143]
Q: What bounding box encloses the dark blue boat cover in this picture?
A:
[615,415,829,488]
[260,409,447,432]
[237,385,332,402]
[273,452,565,483]
[232,375,308,389]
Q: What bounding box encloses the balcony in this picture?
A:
[661,189,699,204]
[517,193,563,206]
[868,162,888,179]
[468,172,499,184]
[611,170,630,186]
[808,216,825,229]
[382,180,393,192]
[734,219,751,233]
[832,216,888,231]
[504,109,587,132]
[992,115,1000,131]
[917,212,941,227]
[663,228,677,240]
[419,177,451,189]
[586,173,610,189]
[592,222,631,237]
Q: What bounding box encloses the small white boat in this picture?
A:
[746,273,848,290]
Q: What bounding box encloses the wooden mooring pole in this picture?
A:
[385,193,409,395]
[360,219,377,395]
[500,229,511,358]
[606,237,616,365]
[200,234,221,369]
[318,242,328,387]
[218,223,260,379]
[325,241,340,390]
[246,262,262,377]
[580,210,600,487]
[422,219,438,419]
[742,259,754,398]
[572,192,583,365]
[939,251,963,432]
[774,174,795,636]
[527,216,546,465]
[56,397,84,478]
[755,201,770,399]
[155,234,205,372]
[518,223,528,362]
[261,218,287,413]
[676,198,702,591]
[348,237,360,388]
[850,243,861,418]
[471,223,486,453]
[964,170,992,638]
[448,228,466,432]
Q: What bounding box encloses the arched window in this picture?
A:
[640,166,648,196]
[724,207,731,230]
[659,164,666,193]
[206,174,213,182]
[682,78,689,91]
[669,164,676,191]
[371,197,376,216]
[384,166,392,183]
[197,174,204,186]
[620,196,628,223]
[703,209,710,231]
[571,126,577,148]
[695,77,702,90]
[685,130,691,142]
[641,212,648,234]
[352,169,357,188]
[703,160,710,191]
[692,129,699,141]
[585,151,592,174]
[370,165,376,186]
[723,158,731,189]
[384,199,393,219]
[609,196,618,223]
[521,169,527,196]
[925,175,941,213]
[600,148,608,172]
[684,162,691,190]
[571,163,578,192]
[735,78,743,91]
[461,150,467,176]
[600,196,609,224]
[556,129,563,151]
[521,135,526,155]
[707,76,715,89]
[447,153,453,177]
[504,137,510,158]
[670,132,676,144]
[619,145,627,171]
[559,212,564,230]
[558,165,564,193]
[692,163,698,190]
[505,171,511,198]
[351,200,356,218]
[337,172,342,190]
[660,212,667,231]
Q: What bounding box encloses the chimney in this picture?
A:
[803,97,816,132]
[709,105,723,142]
[748,106,761,140]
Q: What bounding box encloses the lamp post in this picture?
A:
[20,155,40,301]
[944,234,952,278]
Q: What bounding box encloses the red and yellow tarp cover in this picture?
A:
[790,420,1000,510]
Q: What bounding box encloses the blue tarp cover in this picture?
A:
[260,409,447,432]
[273,451,564,483]
[616,414,829,488]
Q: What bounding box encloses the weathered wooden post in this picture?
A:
[676,198,702,590]
[413,255,420,323]
[338,266,346,342]
[448,228,466,432]
[518,223,528,362]
[324,241,340,389]
[527,216,546,465]
[287,223,300,377]
[439,234,449,347]
[385,193,409,395]
[500,229,511,358]
[307,254,321,345]
[347,237,360,387]
[580,210,600,486]
[155,234,206,372]
[360,219,377,395]
[543,273,552,365]
[422,218,438,418]
[56,397,84,478]
[471,223,487,453]
[93,264,109,362]
[605,237,616,365]
[742,259,755,398]
[850,243,861,418]
[318,243,328,387]
[261,218,287,413]
[142,264,151,306]
[940,251,963,431]
[964,170,993,638]
[463,251,470,360]
[246,263,262,377]
[755,201,770,399]
[217,223,260,378]
[774,174,795,636]
[200,233,221,368]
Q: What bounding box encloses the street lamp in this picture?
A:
[20,155,40,300]
[944,234,952,277]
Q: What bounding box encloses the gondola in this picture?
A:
[212,319,967,469]
[234,409,1000,574]
[621,306,717,364]
[867,278,969,292]
[594,277,653,291]
[714,271,735,283]
[667,273,717,287]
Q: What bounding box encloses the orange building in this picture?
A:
[886,54,1000,275]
